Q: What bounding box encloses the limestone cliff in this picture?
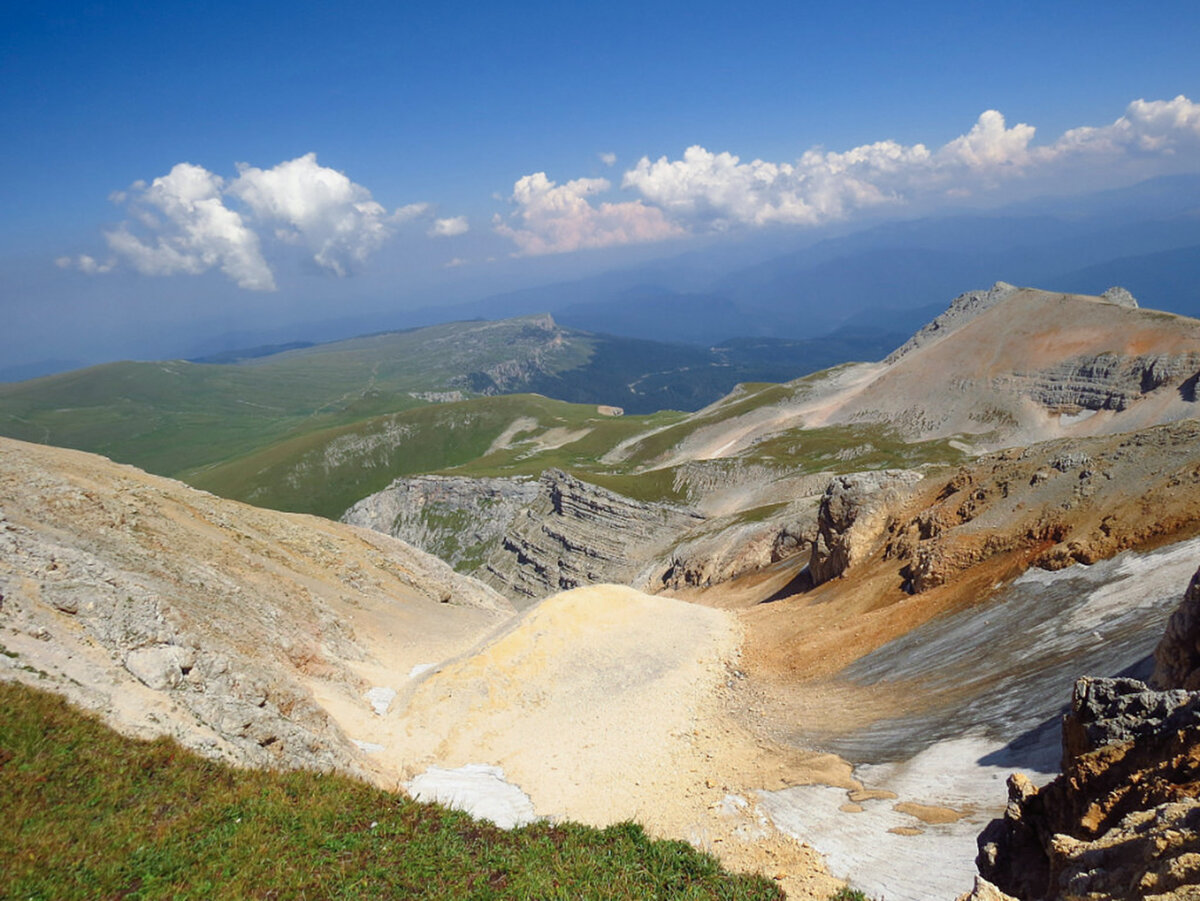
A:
[341,474,540,572]
[480,469,705,605]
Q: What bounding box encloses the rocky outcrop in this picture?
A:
[646,503,819,591]
[885,282,1020,363]
[1101,286,1139,309]
[1152,567,1200,691]
[342,475,540,572]
[831,420,1200,595]
[809,470,922,584]
[974,674,1200,900]
[481,469,705,604]
[1006,351,1200,414]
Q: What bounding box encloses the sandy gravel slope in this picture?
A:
[328,583,845,899]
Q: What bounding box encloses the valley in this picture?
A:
[4,283,1200,899]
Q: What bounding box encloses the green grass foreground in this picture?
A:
[0,681,784,900]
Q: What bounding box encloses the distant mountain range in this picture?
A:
[407,173,1200,344]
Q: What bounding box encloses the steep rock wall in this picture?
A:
[481,469,705,605]
[1003,351,1200,414]
[342,474,540,572]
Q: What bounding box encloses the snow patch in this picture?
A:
[365,686,397,716]
[406,764,539,829]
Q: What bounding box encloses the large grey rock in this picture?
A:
[124,644,194,690]
[1101,286,1139,308]
[809,470,922,584]
[1062,676,1200,763]
[1152,565,1200,690]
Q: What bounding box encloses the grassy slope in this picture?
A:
[0,680,784,901]
[0,313,906,487]
[0,317,589,478]
[186,394,689,518]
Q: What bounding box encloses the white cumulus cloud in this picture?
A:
[66,154,431,288]
[616,97,1200,234]
[494,172,684,255]
[622,110,1042,229]
[599,152,617,167]
[228,153,396,277]
[1046,95,1200,158]
[429,216,469,237]
[102,162,276,290]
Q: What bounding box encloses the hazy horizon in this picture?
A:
[4,1,1200,373]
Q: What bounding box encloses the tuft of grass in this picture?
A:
[828,890,876,901]
[0,681,784,900]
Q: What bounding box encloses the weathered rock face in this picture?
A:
[1152,567,1200,691]
[1005,351,1200,414]
[808,470,922,585]
[646,503,819,592]
[0,436,510,775]
[807,420,1200,596]
[975,676,1200,900]
[342,474,540,572]
[480,469,705,605]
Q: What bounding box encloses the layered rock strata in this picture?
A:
[480,469,705,604]
[342,474,540,572]
[1004,350,1200,414]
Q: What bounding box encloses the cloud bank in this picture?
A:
[66,154,451,289]
[495,95,1200,254]
[492,172,684,256]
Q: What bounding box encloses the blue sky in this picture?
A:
[3,1,1200,366]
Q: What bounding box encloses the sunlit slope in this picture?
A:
[609,286,1200,469]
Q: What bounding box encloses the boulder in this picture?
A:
[809,470,921,584]
[124,644,194,690]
